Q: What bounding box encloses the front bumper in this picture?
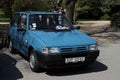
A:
[35,50,99,69]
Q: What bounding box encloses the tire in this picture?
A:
[29,49,42,72]
[9,40,16,54]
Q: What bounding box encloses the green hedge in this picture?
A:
[111,12,120,28]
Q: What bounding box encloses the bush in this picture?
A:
[100,14,110,20]
[111,12,120,28]
[12,0,52,13]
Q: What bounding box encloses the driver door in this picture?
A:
[17,14,27,55]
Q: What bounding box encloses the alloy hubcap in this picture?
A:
[30,54,35,69]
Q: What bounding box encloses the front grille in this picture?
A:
[60,48,73,53]
[77,46,86,52]
[60,46,87,53]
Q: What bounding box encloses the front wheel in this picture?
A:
[29,49,42,72]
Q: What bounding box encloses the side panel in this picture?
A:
[9,13,20,50]
[9,26,18,49]
[16,14,28,56]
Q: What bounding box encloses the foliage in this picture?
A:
[100,14,110,20]
[111,12,120,28]
[0,0,14,18]
[75,0,103,20]
[110,0,120,28]
[75,0,120,21]
[12,0,52,13]
[100,0,113,14]
[0,0,120,23]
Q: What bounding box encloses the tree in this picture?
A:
[12,0,52,13]
[100,0,113,14]
[49,0,77,24]
[76,0,103,20]
[0,0,14,18]
[1,0,77,23]
[110,0,120,28]
[65,0,77,23]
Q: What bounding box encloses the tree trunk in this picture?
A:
[65,0,77,24]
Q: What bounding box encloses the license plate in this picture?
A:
[65,57,85,63]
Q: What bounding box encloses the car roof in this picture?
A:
[16,11,60,15]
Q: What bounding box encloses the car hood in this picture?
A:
[31,30,96,47]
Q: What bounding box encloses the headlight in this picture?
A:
[41,47,60,54]
[41,48,49,54]
[89,44,98,51]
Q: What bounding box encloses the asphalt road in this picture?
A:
[0,41,120,80]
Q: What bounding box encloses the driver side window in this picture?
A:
[18,14,27,30]
[10,14,19,27]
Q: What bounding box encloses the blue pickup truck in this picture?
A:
[8,12,99,72]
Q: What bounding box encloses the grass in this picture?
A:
[0,18,10,22]
[0,9,10,22]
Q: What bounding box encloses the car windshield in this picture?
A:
[29,14,73,31]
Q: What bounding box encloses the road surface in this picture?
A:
[0,40,120,80]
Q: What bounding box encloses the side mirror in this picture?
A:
[17,24,26,31]
[17,28,26,31]
[75,26,81,30]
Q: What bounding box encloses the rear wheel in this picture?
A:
[29,49,42,72]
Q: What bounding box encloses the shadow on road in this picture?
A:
[46,61,108,76]
[0,53,23,80]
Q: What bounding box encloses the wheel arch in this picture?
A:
[28,46,34,57]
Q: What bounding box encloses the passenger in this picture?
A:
[46,16,50,26]
[57,7,62,14]
[20,15,26,29]
[37,15,43,29]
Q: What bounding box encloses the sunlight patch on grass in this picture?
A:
[0,17,10,22]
